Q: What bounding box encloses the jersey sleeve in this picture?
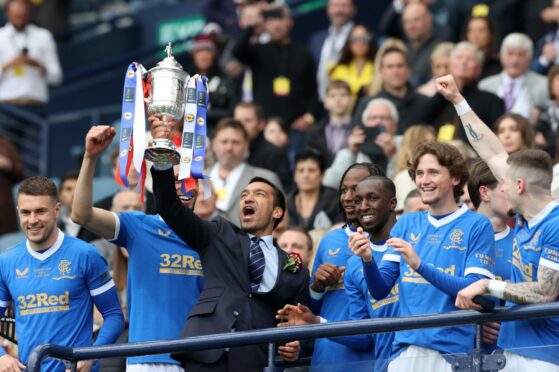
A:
[383,216,405,263]
[110,211,143,251]
[85,246,115,296]
[0,258,11,306]
[539,222,559,271]
[464,218,496,279]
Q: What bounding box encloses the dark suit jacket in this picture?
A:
[248,133,292,192]
[308,29,328,63]
[152,168,310,371]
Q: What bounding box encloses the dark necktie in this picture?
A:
[249,237,266,292]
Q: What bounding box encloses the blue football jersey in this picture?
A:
[111,212,204,365]
[494,226,513,282]
[345,242,399,371]
[383,205,495,356]
[498,202,559,365]
[310,226,373,369]
[0,231,114,371]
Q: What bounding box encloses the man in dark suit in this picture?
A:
[150,117,310,372]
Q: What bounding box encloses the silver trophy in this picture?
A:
[144,42,189,164]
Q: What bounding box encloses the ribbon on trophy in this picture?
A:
[178,74,211,199]
[117,62,147,201]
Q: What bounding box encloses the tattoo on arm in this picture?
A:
[465,123,484,142]
[502,266,559,304]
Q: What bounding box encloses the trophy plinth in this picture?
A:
[144,42,189,165]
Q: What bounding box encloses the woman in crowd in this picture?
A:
[494,113,536,154]
[287,148,342,231]
[464,16,501,79]
[330,24,377,99]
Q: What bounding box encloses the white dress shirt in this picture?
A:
[317,22,354,100]
[0,23,63,103]
[210,162,247,212]
[498,73,532,119]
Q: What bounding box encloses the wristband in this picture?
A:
[453,100,472,116]
[488,279,506,299]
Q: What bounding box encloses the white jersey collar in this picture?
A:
[26,228,64,261]
[427,204,468,228]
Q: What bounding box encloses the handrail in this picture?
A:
[27,302,559,371]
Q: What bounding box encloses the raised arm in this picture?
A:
[435,74,509,182]
[71,125,119,239]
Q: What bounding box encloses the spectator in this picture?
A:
[534,65,559,158]
[354,46,428,135]
[393,125,436,211]
[234,102,292,191]
[367,38,407,97]
[308,0,356,101]
[421,41,504,141]
[494,113,536,154]
[209,118,282,226]
[287,148,341,231]
[194,180,219,221]
[305,80,354,168]
[402,2,444,86]
[329,24,376,99]
[532,0,559,75]
[57,171,80,238]
[464,16,501,79]
[0,136,23,236]
[402,188,428,214]
[324,97,399,188]
[0,176,124,371]
[0,0,62,106]
[277,226,314,268]
[417,42,454,97]
[264,117,289,149]
[233,5,318,157]
[191,34,236,131]
[479,33,548,119]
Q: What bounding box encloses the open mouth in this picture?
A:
[242,205,255,217]
[179,195,193,202]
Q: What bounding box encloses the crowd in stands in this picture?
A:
[2,0,559,371]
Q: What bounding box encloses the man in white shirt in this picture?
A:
[0,0,62,105]
[479,33,547,119]
[209,118,282,226]
[308,0,355,100]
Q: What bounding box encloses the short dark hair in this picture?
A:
[359,175,396,199]
[235,102,265,122]
[467,159,498,210]
[405,188,421,202]
[18,176,58,201]
[214,118,249,142]
[248,177,286,228]
[507,149,553,191]
[295,148,326,173]
[380,46,407,67]
[408,142,469,200]
[281,225,313,252]
[61,170,79,188]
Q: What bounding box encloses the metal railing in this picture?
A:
[27,302,559,372]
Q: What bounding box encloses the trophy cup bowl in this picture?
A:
[144,43,189,165]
